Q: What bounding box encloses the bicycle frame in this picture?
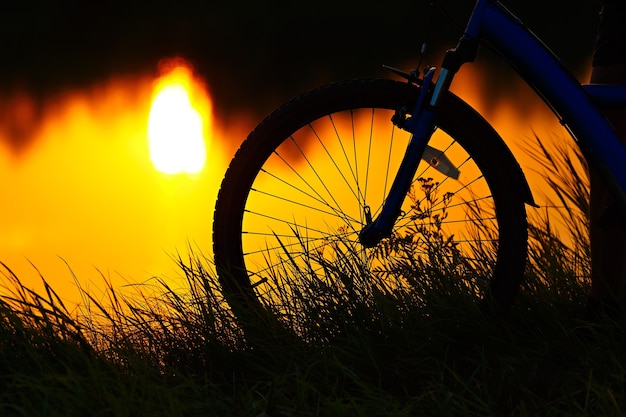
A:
[360,0,626,246]
[463,0,626,192]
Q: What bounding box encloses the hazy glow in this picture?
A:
[148,63,209,174]
[0,58,234,305]
[0,57,579,306]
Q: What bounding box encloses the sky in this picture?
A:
[0,0,600,133]
[0,1,602,303]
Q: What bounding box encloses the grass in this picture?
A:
[2,137,626,416]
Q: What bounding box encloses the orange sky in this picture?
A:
[0,60,247,303]
[0,58,588,305]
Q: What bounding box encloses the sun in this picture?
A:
[148,59,209,175]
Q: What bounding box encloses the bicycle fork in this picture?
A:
[358,37,478,248]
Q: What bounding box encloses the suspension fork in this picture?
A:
[358,36,479,247]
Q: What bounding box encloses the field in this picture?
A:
[1,140,625,417]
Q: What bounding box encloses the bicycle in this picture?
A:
[212,0,626,324]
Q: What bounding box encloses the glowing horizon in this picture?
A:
[0,58,231,303]
[0,58,581,305]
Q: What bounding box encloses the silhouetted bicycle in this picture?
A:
[213,0,626,322]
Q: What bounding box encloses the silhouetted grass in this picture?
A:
[1,136,626,416]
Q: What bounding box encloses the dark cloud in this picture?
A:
[0,0,601,139]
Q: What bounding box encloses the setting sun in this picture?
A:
[148,60,210,174]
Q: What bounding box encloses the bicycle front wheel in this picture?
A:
[213,79,528,321]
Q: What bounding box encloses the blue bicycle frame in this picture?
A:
[360,0,626,247]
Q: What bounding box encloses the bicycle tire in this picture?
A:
[213,78,528,322]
